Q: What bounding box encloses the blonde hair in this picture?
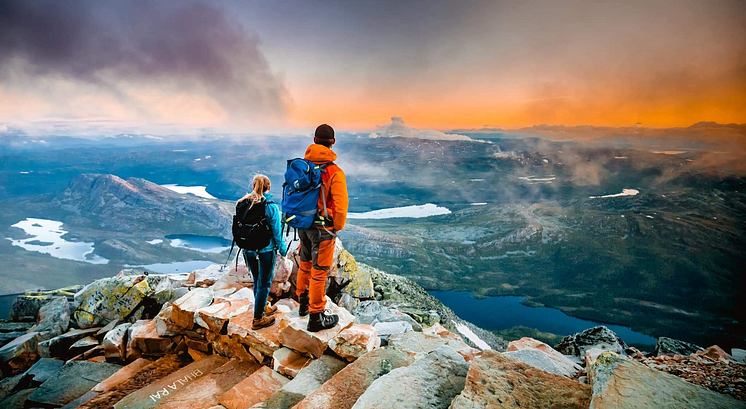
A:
[238,174,270,206]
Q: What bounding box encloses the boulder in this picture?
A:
[219,366,289,409]
[295,348,414,409]
[387,331,446,358]
[329,324,380,361]
[506,337,581,377]
[128,320,173,357]
[103,323,131,361]
[278,297,355,358]
[353,346,468,409]
[187,264,227,287]
[0,332,39,373]
[654,336,704,357]
[696,345,735,362]
[38,327,100,358]
[588,351,746,409]
[70,336,99,353]
[196,298,253,333]
[505,349,580,377]
[10,294,56,321]
[227,310,285,357]
[73,273,152,328]
[154,305,182,337]
[26,360,121,408]
[25,358,64,385]
[0,373,26,402]
[272,347,312,378]
[171,288,214,329]
[331,247,375,299]
[149,274,190,304]
[30,296,70,340]
[450,350,591,409]
[353,300,421,331]
[732,348,746,364]
[230,288,255,303]
[205,332,255,362]
[374,321,413,344]
[554,326,628,358]
[251,355,347,409]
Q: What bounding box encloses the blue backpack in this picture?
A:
[281,158,333,230]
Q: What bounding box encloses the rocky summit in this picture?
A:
[0,241,744,408]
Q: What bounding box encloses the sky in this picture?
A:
[0,0,744,136]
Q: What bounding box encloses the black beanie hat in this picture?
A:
[315,124,335,141]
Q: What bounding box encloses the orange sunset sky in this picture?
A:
[0,0,744,135]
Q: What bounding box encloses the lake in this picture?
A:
[124,260,216,274]
[429,291,657,345]
[7,218,109,264]
[165,234,231,254]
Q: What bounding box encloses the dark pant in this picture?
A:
[242,249,276,319]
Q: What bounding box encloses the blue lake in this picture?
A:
[429,291,657,345]
[125,260,216,274]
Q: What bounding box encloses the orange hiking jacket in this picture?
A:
[304,144,349,232]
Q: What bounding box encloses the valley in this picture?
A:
[0,131,743,350]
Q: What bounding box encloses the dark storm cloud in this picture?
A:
[0,1,289,118]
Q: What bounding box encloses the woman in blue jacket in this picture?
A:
[237,174,288,329]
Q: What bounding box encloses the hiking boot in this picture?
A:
[307,310,339,332]
[265,303,277,317]
[298,291,309,317]
[252,315,275,330]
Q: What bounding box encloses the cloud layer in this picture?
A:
[0,1,289,128]
[370,117,473,141]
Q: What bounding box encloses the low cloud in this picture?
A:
[0,1,289,123]
[370,117,475,141]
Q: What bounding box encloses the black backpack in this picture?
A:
[232,198,272,251]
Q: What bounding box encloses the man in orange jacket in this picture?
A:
[296,124,349,332]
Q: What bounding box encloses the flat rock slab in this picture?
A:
[93,358,153,393]
[25,358,64,385]
[252,355,347,409]
[451,350,590,409]
[589,352,746,409]
[104,323,131,361]
[0,387,36,409]
[129,320,173,356]
[39,327,101,358]
[196,299,252,333]
[507,337,581,377]
[273,347,312,378]
[27,360,121,408]
[114,354,229,409]
[0,331,39,363]
[154,359,261,409]
[227,310,286,357]
[505,349,580,377]
[294,348,414,409]
[353,346,468,409]
[329,324,380,362]
[172,288,214,329]
[219,366,290,409]
[278,298,355,358]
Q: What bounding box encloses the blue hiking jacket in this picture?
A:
[254,193,287,256]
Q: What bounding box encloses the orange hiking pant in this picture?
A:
[296,229,335,313]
